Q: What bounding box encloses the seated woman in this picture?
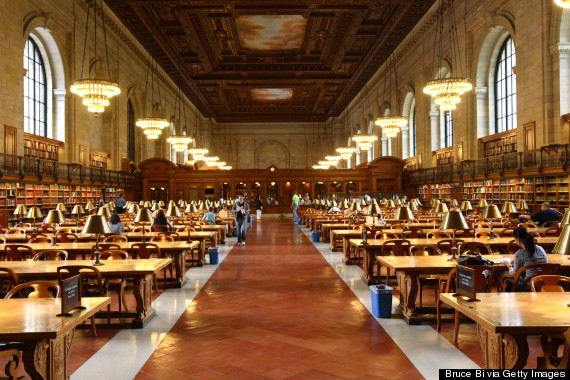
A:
[108,213,125,235]
[202,207,216,225]
[151,209,173,232]
[503,226,548,291]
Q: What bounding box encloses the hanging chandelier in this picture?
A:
[220,165,232,170]
[423,0,472,111]
[70,0,120,114]
[325,155,341,166]
[374,53,407,137]
[318,160,332,167]
[188,148,208,160]
[352,134,378,150]
[555,0,570,8]
[137,118,169,139]
[202,156,219,163]
[167,136,193,151]
[336,147,356,160]
[212,161,226,167]
[313,165,329,169]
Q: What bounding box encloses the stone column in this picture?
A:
[401,126,410,158]
[430,110,440,151]
[475,87,489,145]
[355,147,361,166]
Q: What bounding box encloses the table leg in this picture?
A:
[477,324,529,369]
[171,248,188,288]
[220,227,226,244]
[395,272,421,325]
[361,247,380,285]
[537,328,570,369]
[0,346,25,380]
[343,239,352,264]
[22,329,75,380]
[132,274,156,328]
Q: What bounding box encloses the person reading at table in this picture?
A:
[502,226,548,291]
[519,202,561,226]
[218,205,230,218]
[202,207,216,225]
[151,209,173,232]
[108,213,125,235]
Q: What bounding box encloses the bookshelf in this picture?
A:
[23,133,63,161]
[433,147,454,166]
[89,150,109,169]
[404,157,418,171]
[479,130,517,158]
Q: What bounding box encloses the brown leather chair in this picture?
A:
[500,263,561,292]
[5,281,60,299]
[32,250,68,261]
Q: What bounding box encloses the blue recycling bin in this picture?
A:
[208,247,219,265]
[247,215,253,228]
[298,218,302,225]
[312,231,320,242]
[370,285,393,318]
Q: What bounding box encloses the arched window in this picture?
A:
[410,102,416,157]
[127,100,135,161]
[444,111,453,148]
[23,37,47,136]
[494,36,517,133]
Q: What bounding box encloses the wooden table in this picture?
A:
[440,293,570,369]
[0,241,198,288]
[378,254,570,325]
[0,297,110,379]
[351,236,560,285]
[0,259,171,328]
[320,223,350,241]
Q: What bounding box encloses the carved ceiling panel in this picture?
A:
[105,0,435,122]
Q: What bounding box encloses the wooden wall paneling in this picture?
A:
[4,125,17,155]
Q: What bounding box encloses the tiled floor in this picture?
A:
[136,217,421,379]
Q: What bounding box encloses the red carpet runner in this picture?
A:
[136,217,422,379]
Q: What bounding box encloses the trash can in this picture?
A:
[370,285,393,318]
[312,231,320,242]
[298,218,303,225]
[208,247,219,265]
[247,215,253,228]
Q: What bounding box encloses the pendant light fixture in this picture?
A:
[352,134,378,150]
[168,38,193,151]
[423,0,472,110]
[136,45,168,139]
[70,0,120,114]
[374,53,407,138]
[336,147,356,160]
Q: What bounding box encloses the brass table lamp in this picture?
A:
[71,205,85,231]
[45,209,65,246]
[13,205,27,227]
[478,199,488,209]
[139,201,145,206]
[82,215,112,266]
[166,204,181,217]
[449,199,459,208]
[26,206,43,234]
[440,210,468,261]
[560,209,570,225]
[151,203,161,211]
[85,202,95,214]
[339,200,349,210]
[56,203,67,214]
[460,200,473,215]
[350,201,361,212]
[97,206,112,219]
[128,203,140,215]
[386,200,395,209]
[516,199,529,213]
[369,203,381,226]
[158,200,165,207]
[481,205,502,241]
[394,206,414,239]
[135,208,153,243]
[501,202,518,219]
[434,202,449,218]
[143,201,152,208]
[551,225,570,254]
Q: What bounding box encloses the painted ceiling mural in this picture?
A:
[236,15,307,50]
[250,88,293,101]
[104,0,436,122]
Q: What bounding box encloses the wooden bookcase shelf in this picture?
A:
[23,133,63,161]
[479,130,517,157]
[89,150,109,169]
[433,147,454,166]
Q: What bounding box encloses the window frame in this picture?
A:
[410,104,416,157]
[23,37,48,137]
[444,111,453,148]
[494,36,517,133]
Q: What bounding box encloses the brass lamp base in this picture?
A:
[91,242,105,266]
[447,247,459,261]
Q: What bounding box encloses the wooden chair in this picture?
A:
[457,242,492,256]
[436,239,465,256]
[131,242,170,291]
[5,228,25,235]
[91,243,121,260]
[436,265,494,343]
[501,228,514,237]
[543,227,562,236]
[152,225,169,232]
[100,249,129,311]
[122,225,132,232]
[504,240,520,255]
[5,281,60,299]
[0,267,19,297]
[158,232,180,241]
[530,275,570,292]
[426,230,451,239]
[56,233,78,243]
[26,236,53,244]
[58,265,106,335]
[380,240,411,285]
[406,229,424,239]
[32,250,68,261]
[150,235,174,242]
[542,221,560,228]
[175,226,195,233]
[5,245,34,261]
[410,245,444,307]
[500,263,561,292]
[104,235,128,243]
[37,226,55,234]
[474,230,497,239]
[519,222,538,229]
[132,226,151,233]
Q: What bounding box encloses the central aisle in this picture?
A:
[137,217,422,379]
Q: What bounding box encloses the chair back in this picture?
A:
[380,239,411,257]
[56,233,78,243]
[458,242,492,256]
[104,235,128,243]
[441,265,494,294]
[410,244,443,256]
[426,231,451,239]
[504,240,519,255]
[436,239,465,256]
[542,221,560,228]
[57,265,105,297]
[158,232,180,241]
[131,243,160,259]
[152,225,169,232]
[27,236,53,244]
[509,263,561,292]
[33,250,68,261]
[543,227,562,236]
[150,235,174,242]
[5,244,34,261]
[406,229,424,239]
[530,275,570,292]
[5,281,60,299]
[501,228,514,237]
[91,243,122,259]
[5,228,25,235]
[100,249,129,260]
[38,226,55,233]
[0,267,19,296]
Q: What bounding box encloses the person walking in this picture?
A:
[232,192,250,245]
[291,191,300,223]
[115,193,127,214]
[255,195,263,221]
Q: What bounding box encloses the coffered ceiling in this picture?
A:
[105,0,435,122]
